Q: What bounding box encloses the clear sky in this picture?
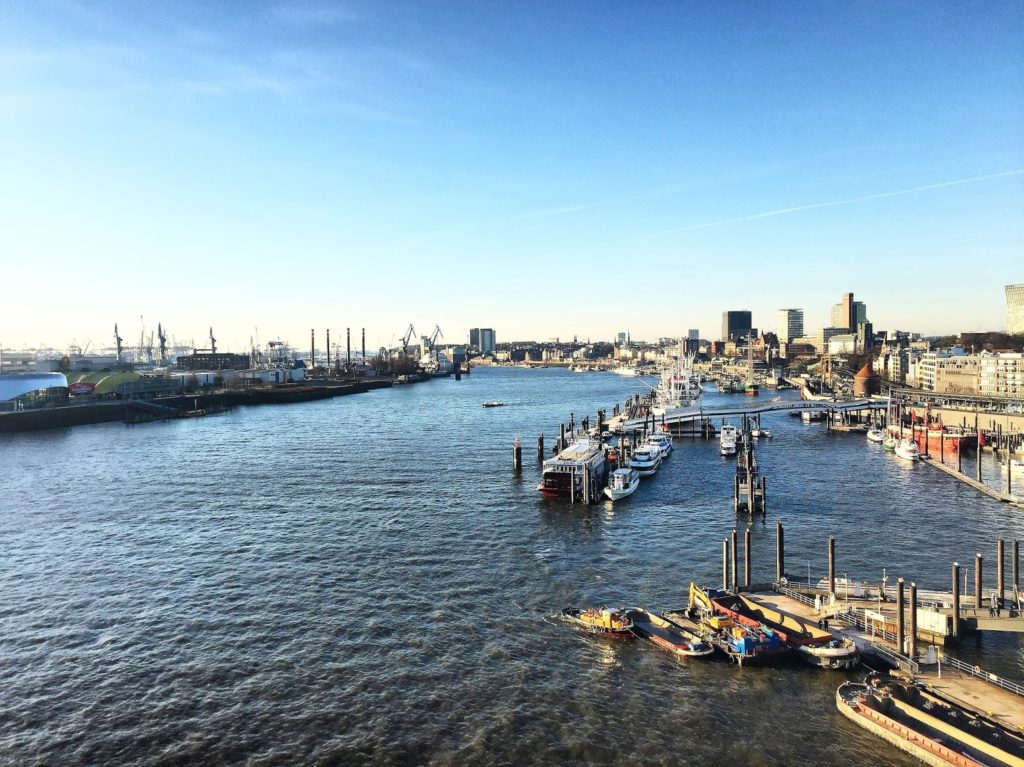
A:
[1,1,1022,352]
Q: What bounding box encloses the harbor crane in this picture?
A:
[114,323,123,362]
[400,324,417,355]
[157,323,168,363]
[427,325,444,351]
[209,327,217,354]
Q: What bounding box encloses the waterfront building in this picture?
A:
[918,351,979,394]
[176,352,250,371]
[1007,284,1024,334]
[721,310,752,342]
[978,352,1024,397]
[0,372,69,411]
[816,327,847,353]
[777,309,803,344]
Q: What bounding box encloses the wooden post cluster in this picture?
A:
[828,537,836,597]
[744,528,751,589]
[730,529,738,592]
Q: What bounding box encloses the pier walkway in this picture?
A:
[744,588,1024,729]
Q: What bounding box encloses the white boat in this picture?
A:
[866,427,885,443]
[719,424,738,456]
[754,427,773,439]
[614,365,640,376]
[629,446,662,476]
[796,637,861,670]
[644,431,673,458]
[801,410,823,423]
[895,439,920,461]
[537,438,608,499]
[603,467,640,501]
[623,347,704,431]
[881,435,897,452]
[1007,458,1024,476]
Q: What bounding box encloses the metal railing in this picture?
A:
[938,654,1024,698]
[773,582,918,671]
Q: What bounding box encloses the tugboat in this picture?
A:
[561,607,634,638]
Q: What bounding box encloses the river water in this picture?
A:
[1,367,1021,765]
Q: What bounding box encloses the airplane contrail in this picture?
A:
[653,169,1024,235]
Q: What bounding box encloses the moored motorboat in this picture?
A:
[882,435,898,452]
[719,424,738,456]
[644,431,673,458]
[797,637,861,670]
[801,410,824,423]
[866,427,885,443]
[537,438,607,499]
[895,439,920,461]
[603,467,640,501]
[561,607,634,638]
[629,446,662,476]
[626,608,715,658]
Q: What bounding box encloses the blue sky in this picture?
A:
[1,1,1022,351]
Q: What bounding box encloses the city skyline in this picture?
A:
[1,2,1022,349]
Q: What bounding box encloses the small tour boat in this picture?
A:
[561,607,634,638]
[626,608,715,658]
[603,467,640,501]
[481,401,505,408]
[644,431,673,458]
[882,435,898,452]
[719,424,738,456]
[895,439,920,461]
[629,446,662,476]
[866,427,885,443]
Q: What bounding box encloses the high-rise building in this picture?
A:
[469,328,496,353]
[721,310,752,342]
[688,328,700,341]
[1007,284,1024,334]
[829,292,867,332]
[776,309,803,344]
[480,329,496,354]
[616,331,627,345]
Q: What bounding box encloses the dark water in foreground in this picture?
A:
[2,367,1021,765]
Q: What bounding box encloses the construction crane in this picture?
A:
[209,326,217,354]
[114,323,123,362]
[427,325,444,351]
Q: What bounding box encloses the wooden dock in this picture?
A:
[920,454,1023,507]
[743,588,1024,730]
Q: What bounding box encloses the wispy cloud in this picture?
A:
[268,2,361,27]
[650,170,1024,236]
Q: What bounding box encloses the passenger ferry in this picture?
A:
[537,438,607,499]
[629,446,662,476]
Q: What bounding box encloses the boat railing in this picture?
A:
[937,653,1024,698]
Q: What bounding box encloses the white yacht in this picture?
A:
[719,424,738,456]
[629,446,662,476]
[895,439,920,461]
[866,427,885,443]
[644,431,673,458]
[801,410,823,423]
[603,468,640,501]
[614,365,640,376]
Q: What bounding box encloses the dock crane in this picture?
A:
[114,323,123,363]
[427,325,444,351]
[157,323,168,363]
[399,324,417,355]
[209,327,217,354]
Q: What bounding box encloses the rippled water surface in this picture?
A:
[2,367,1021,765]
